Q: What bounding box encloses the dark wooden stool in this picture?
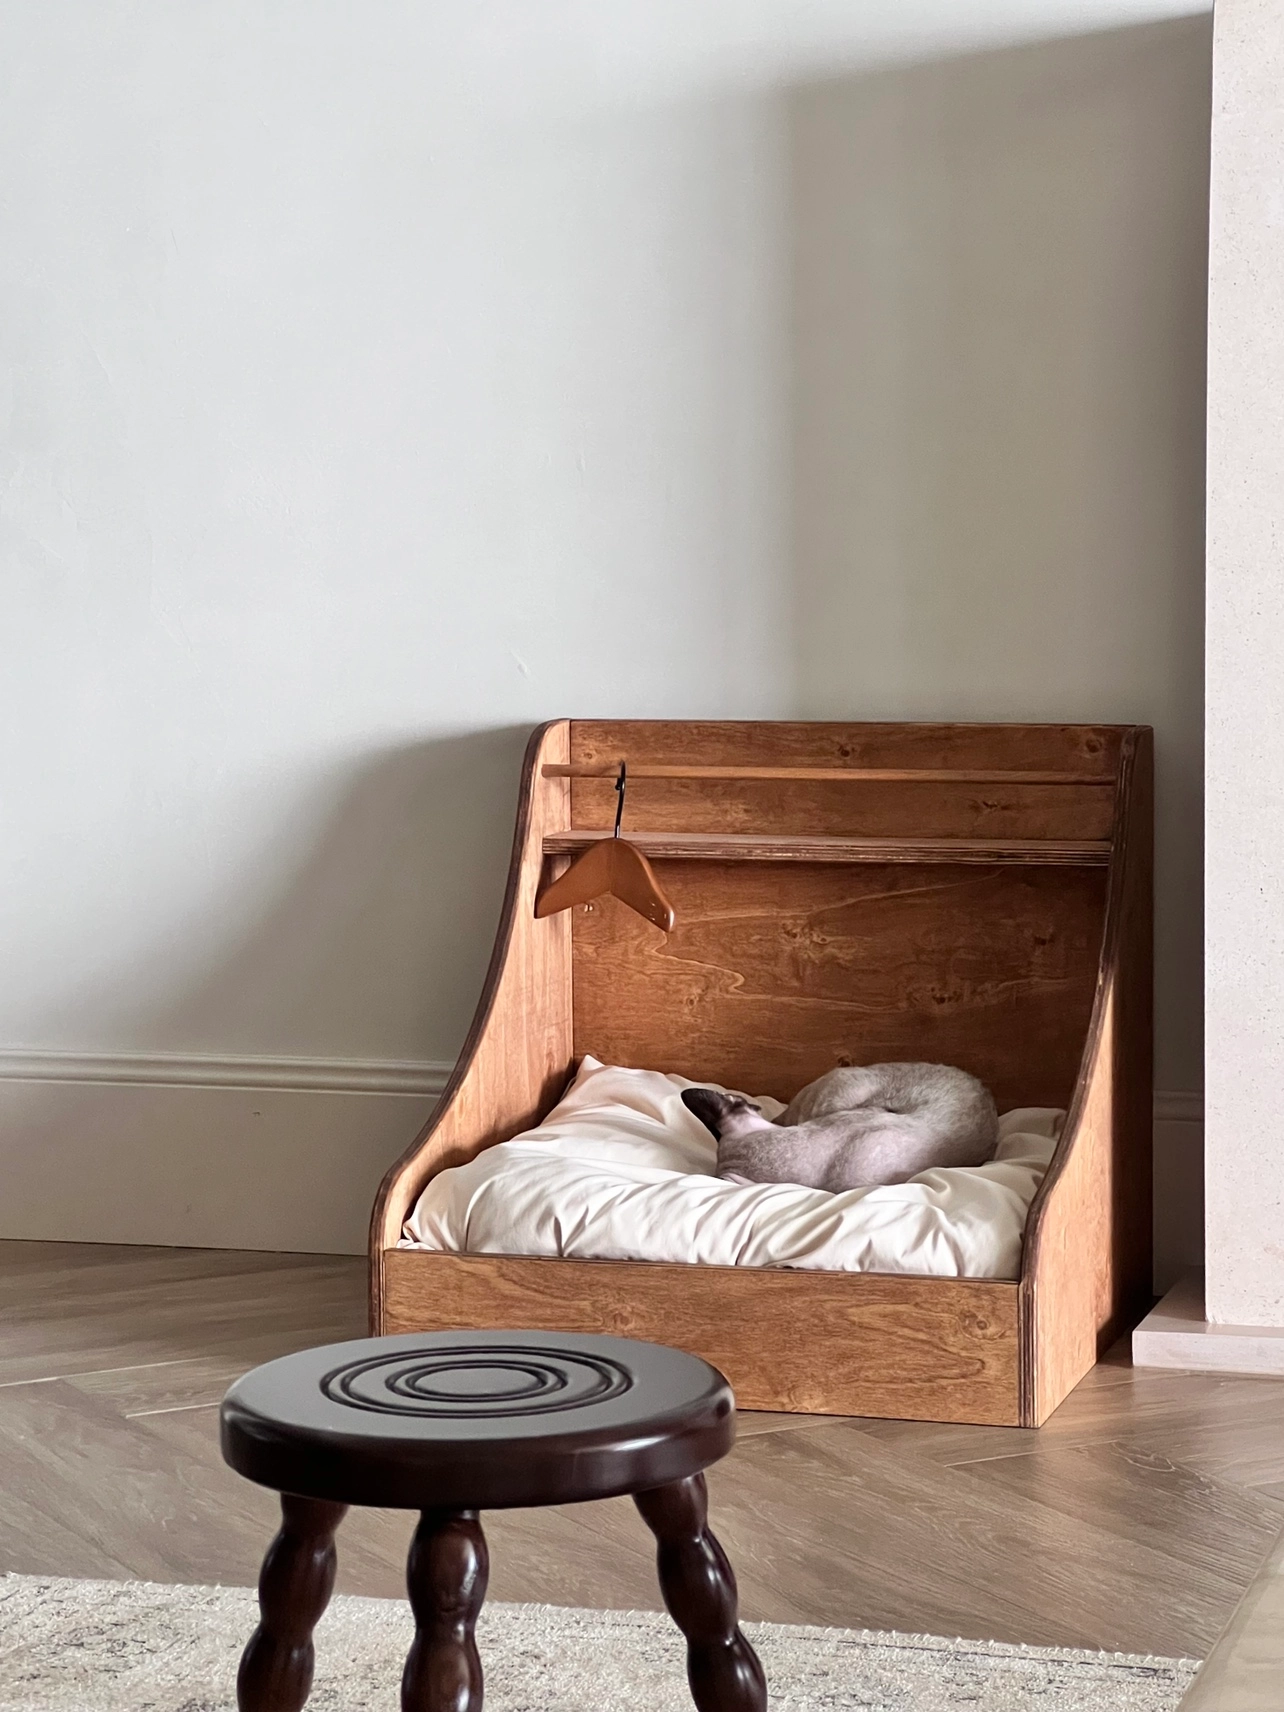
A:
[220,1329,767,1712]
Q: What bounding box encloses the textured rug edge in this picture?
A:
[0,1571,1203,1672]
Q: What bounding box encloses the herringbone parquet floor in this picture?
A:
[3,1239,1283,1661]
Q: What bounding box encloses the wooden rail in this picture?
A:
[543,831,1112,867]
[544,764,1115,785]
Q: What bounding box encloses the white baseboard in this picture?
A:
[0,1055,1204,1264]
[0,1051,452,1254]
[0,1048,454,1097]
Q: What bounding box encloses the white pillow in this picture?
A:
[401,1055,1062,1280]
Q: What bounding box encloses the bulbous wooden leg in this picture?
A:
[401,1508,489,1712]
[635,1474,767,1712]
[237,1493,347,1712]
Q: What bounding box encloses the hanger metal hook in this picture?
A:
[613,762,627,839]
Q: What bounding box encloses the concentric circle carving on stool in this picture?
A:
[320,1344,634,1420]
[221,1330,735,1510]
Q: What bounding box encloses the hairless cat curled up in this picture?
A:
[681,1063,998,1194]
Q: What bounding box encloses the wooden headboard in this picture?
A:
[563,721,1112,1109]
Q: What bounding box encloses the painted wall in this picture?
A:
[790,17,1211,1286]
[1204,0,1284,1327]
[0,3,1208,1259]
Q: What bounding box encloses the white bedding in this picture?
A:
[401,1057,1063,1280]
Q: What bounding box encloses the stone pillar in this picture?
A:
[1204,0,1284,1331]
[1136,0,1284,1370]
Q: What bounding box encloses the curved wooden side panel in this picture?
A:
[1018,727,1153,1424]
[368,720,574,1330]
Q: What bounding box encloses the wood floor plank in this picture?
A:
[484,1500,665,1610]
[0,1262,365,1383]
[857,1369,1284,1466]
[0,1420,140,1580]
[64,1356,311,1416]
[699,1419,1249,1654]
[0,1239,336,1278]
[4,1238,1284,1658]
[105,1403,423,1595]
[139,1403,667,1610]
[0,1382,277,1584]
[958,1439,1284,1585]
[1116,1416,1284,1495]
[732,1409,830,1439]
[1179,1523,1284,1710]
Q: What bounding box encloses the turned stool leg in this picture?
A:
[401,1508,489,1712]
[635,1475,767,1712]
[237,1493,347,1712]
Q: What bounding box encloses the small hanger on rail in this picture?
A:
[535,762,676,932]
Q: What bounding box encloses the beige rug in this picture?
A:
[0,1573,1199,1710]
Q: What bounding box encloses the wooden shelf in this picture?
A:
[545,763,1114,786]
[543,830,1112,867]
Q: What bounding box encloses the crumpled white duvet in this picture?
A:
[401,1057,1064,1280]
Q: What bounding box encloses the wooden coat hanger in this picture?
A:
[535,763,676,931]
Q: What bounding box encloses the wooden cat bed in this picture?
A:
[370,720,1152,1427]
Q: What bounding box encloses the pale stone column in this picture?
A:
[1204,0,1284,1331]
[1135,0,1284,1370]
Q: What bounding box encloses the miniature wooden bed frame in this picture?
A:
[371,720,1152,1427]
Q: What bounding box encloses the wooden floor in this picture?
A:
[4,1241,1284,1662]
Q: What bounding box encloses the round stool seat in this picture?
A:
[221,1329,735,1510]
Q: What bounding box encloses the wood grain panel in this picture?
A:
[545,830,1112,866]
[572,860,1105,1108]
[552,764,1113,784]
[1020,729,1154,1425]
[570,720,1123,772]
[574,776,1117,842]
[369,723,575,1316]
[1021,993,1118,1424]
[382,1250,1022,1425]
[570,721,1121,840]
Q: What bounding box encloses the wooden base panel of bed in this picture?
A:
[381,1250,1024,1426]
[370,720,1153,1429]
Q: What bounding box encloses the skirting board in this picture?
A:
[1153,1092,1203,1294]
[0,1054,1200,1264]
[0,1053,451,1254]
[1132,1270,1284,1377]
[0,1048,453,1096]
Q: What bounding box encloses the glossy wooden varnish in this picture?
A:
[370,719,1153,1427]
[221,1331,764,1712]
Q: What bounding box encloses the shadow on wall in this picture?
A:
[0,727,531,1252]
[787,16,1210,1281]
[155,727,532,1062]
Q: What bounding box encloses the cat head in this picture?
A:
[681,1087,760,1138]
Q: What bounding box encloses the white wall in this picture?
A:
[1204,0,1284,1327]
[790,16,1212,1285]
[0,1,1209,1256]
